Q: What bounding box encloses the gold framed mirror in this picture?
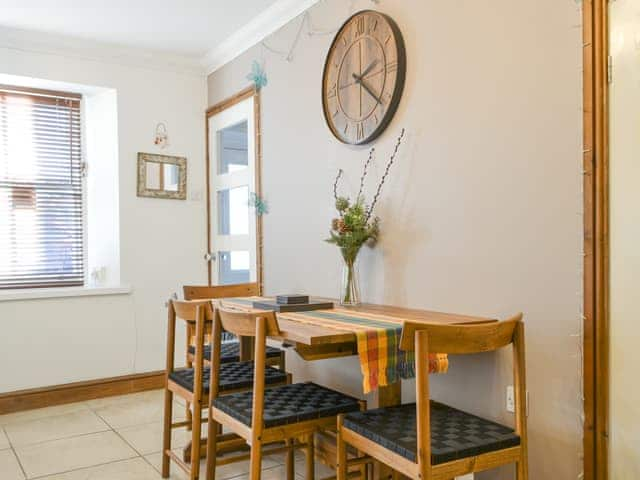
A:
[137,152,187,200]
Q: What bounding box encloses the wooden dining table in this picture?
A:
[218,299,496,407]
[206,297,497,479]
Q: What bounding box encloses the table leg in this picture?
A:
[239,335,254,361]
[373,381,402,479]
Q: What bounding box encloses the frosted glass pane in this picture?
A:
[218,186,249,235]
[218,121,248,174]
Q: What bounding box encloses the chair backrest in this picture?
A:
[183,283,259,301]
[406,313,526,478]
[399,314,522,354]
[172,299,214,322]
[215,302,280,338]
[208,303,281,440]
[165,300,214,379]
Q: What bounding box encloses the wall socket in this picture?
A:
[506,386,529,415]
[506,386,515,412]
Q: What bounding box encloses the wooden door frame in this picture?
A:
[205,86,264,294]
[583,1,609,479]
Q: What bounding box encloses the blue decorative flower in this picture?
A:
[246,61,268,90]
[249,192,269,216]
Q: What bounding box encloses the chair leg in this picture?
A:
[204,413,218,480]
[249,437,262,480]
[186,402,193,431]
[336,417,347,480]
[285,438,295,480]
[279,351,286,371]
[161,388,174,478]
[305,432,315,480]
[185,357,193,431]
[189,400,202,480]
[517,460,528,480]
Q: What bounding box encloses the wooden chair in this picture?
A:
[162,300,290,480]
[205,303,367,480]
[336,314,528,480]
[182,284,286,429]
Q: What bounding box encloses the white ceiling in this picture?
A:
[0,0,280,57]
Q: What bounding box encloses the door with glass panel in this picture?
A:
[206,92,260,288]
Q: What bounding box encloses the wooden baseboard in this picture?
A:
[0,371,165,415]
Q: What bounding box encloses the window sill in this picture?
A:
[0,285,132,302]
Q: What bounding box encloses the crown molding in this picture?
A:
[202,0,321,75]
[0,26,205,76]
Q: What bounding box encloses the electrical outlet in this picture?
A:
[506,385,515,413]
[506,386,530,416]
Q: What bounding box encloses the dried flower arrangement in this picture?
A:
[326,128,405,304]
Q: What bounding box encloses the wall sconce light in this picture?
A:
[154,122,169,148]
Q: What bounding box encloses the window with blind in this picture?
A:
[0,86,84,289]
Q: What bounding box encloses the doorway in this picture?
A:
[205,87,263,291]
[584,0,640,478]
[608,0,640,477]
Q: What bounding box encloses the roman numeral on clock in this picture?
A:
[355,17,365,37]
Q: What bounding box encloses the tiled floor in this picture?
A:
[0,389,333,480]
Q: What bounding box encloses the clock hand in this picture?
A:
[359,59,379,79]
[352,73,382,105]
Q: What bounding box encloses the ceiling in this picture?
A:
[0,0,281,58]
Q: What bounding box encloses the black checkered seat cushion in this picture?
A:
[187,341,283,364]
[169,362,287,393]
[213,382,361,428]
[343,401,520,465]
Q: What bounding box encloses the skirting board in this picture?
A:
[0,371,165,415]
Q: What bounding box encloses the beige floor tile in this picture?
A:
[38,457,161,480]
[0,428,10,450]
[15,430,137,478]
[4,409,110,447]
[84,390,164,410]
[89,391,185,429]
[145,449,279,480]
[0,403,90,427]
[236,464,293,480]
[0,449,25,480]
[117,421,192,455]
[294,452,335,479]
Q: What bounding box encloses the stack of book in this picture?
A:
[252,295,333,312]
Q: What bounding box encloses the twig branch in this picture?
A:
[333,169,343,201]
[357,147,375,201]
[366,128,405,221]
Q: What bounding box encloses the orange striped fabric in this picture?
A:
[222,297,448,394]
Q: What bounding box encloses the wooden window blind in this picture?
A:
[0,85,84,289]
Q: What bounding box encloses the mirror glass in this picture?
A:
[163,164,180,192]
[145,162,161,190]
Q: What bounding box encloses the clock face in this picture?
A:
[322,10,406,145]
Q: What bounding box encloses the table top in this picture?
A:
[218,297,496,346]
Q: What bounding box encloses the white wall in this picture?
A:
[0,48,207,391]
[609,0,640,477]
[208,0,583,478]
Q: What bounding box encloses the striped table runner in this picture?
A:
[221,297,448,394]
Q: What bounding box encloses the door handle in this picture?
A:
[204,252,217,262]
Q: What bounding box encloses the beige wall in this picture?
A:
[0,47,206,391]
[208,1,583,478]
[609,0,640,477]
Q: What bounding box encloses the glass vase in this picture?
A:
[340,256,361,306]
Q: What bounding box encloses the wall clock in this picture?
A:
[322,10,406,145]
